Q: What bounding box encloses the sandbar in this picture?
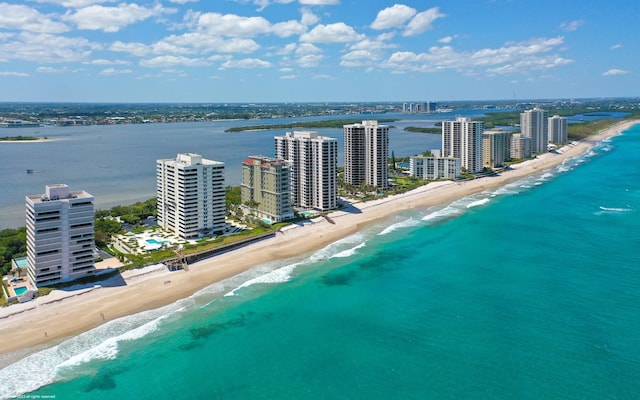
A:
[0,119,637,362]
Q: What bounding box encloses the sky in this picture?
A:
[0,0,637,103]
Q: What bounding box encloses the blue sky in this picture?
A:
[0,0,637,102]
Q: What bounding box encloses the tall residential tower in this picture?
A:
[442,117,484,173]
[275,131,338,211]
[548,115,568,145]
[156,153,225,239]
[520,108,549,153]
[343,120,389,189]
[26,184,95,287]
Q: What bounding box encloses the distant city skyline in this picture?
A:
[0,0,637,102]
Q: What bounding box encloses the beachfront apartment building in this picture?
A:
[343,120,390,190]
[409,156,461,180]
[241,156,295,223]
[521,108,549,153]
[482,130,508,168]
[442,117,484,174]
[275,131,338,211]
[510,134,533,160]
[25,184,95,287]
[548,115,568,145]
[156,153,226,240]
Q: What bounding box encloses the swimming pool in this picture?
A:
[146,239,168,245]
[14,286,28,296]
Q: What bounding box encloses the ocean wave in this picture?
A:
[598,206,632,213]
[331,242,367,258]
[422,206,462,223]
[0,300,185,400]
[378,217,421,236]
[224,262,300,297]
[466,198,490,209]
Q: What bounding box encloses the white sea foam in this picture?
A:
[378,217,421,236]
[0,300,184,400]
[422,206,461,222]
[331,242,366,258]
[466,198,490,209]
[225,262,300,297]
[598,206,632,213]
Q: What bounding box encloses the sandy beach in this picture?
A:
[1,119,637,361]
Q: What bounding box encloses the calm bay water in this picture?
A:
[0,111,460,229]
[0,123,638,399]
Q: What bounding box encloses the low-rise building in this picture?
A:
[409,156,461,180]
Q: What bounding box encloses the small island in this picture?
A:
[0,136,41,142]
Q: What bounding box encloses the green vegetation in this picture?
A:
[0,136,38,141]
[568,119,618,141]
[0,228,27,276]
[225,118,398,132]
[95,198,156,248]
[404,126,441,134]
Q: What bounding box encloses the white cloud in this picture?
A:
[0,32,98,63]
[188,11,272,37]
[301,8,319,26]
[0,3,70,33]
[279,67,293,72]
[37,66,70,73]
[272,20,307,37]
[610,44,623,50]
[296,54,323,67]
[438,36,455,44]
[219,58,272,69]
[371,4,416,30]
[110,41,150,56]
[169,0,199,3]
[382,36,571,75]
[299,0,339,4]
[0,71,29,77]
[156,33,260,54]
[83,58,130,65]
[341,49,378,68]
[140,55,210,67]
[559,20,584,32]
[602,69,629,76]
[300,22,364,43]
[99,67,133,75]
[63,3,175,32]
[32,0,114,8]
[403,7,445,36]
[280,74,296,79]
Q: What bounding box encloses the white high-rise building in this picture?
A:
[441,117,484,173]
[275,131,338,211]
[156,153,225,239]
[482,130,507,168]
[548,115,568,144]
[343,120,389,189]
[26,184,95,287]
[520,108,549,153]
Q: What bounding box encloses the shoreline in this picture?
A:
[0,119,637,362]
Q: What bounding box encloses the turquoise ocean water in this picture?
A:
[1,124,639,399]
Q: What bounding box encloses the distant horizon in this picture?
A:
[1,96,639,106]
